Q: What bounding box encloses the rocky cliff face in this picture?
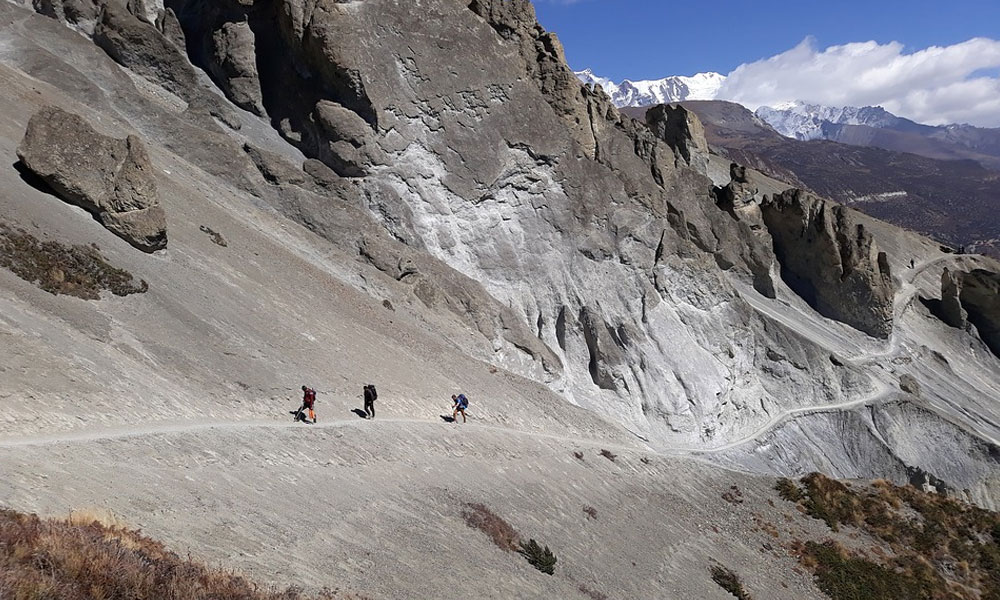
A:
[939,268,1000,356]
[17,106,167,252]
[134,0,819,445]
[761,189,894,338]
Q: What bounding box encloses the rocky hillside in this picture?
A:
[1,1,1000,598]
[677,100,1000,257]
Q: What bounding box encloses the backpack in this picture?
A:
[371,385,377,401]
[457,394,469,409]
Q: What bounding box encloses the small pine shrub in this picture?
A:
[519,539,557,575]
[710,564,752,600]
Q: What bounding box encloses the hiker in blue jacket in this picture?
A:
[451,393,469,423]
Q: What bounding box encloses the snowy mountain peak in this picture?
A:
[574,70,726,108]
[755,101,904,140]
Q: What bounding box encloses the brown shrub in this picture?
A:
[462,503,520,552]
[0,508,361,599]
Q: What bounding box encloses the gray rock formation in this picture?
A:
[938,268,1000,356]
[645,103,709,174]
[713,163,761,221]
[940,268,968,328]
[761,189,893,337]
[17,106,167,252]
[205,19,264,115]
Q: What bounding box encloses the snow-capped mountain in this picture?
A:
[575,68,725,107]
[754,101,908,140]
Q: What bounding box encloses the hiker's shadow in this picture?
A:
[351,408,369,419]
[439,414,455,423]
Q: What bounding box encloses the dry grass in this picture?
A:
[777,473,1000,600]
[462,503,520,552]
[0,507,364,600]
[0,223,147,299]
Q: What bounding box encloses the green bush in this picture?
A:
[775,478,804,503]
[519,539,557,575]
[710,565,752,600]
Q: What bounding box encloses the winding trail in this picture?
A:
[0,416,647,454]
[0,256,987,459]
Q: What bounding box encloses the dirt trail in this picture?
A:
[0,416,649,454]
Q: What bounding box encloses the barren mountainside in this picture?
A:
[1,1,1000,598]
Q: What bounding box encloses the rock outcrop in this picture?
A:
[940,268,967,328]
[938,268,1000,356]
[17,106,167,252]
[645,103,709,174]
[713,163,761,220]
[761,189,893,337]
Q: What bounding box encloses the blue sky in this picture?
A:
[533,0,1000,81]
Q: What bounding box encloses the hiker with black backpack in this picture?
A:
[363,384,377,419]
[451,393,469,423]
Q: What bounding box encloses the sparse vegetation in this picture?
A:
[518,539,557,575]
[0,507,363,599]
[599,449,617,462]
[462,503,520,552]
[775,478,804,503]
[776,472,1000,600]
[0,223,147,299]
[722,485,745,505]
[799,540,927,600]
[583,506,598,520]
[462,504,558,575]
[710,564,752,599]
[573,450,585,460]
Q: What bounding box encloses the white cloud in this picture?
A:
[717,37,1000,127]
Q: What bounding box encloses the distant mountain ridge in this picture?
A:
[574,68,725,107]
[755,101,921,140]
[578,69,1000,172]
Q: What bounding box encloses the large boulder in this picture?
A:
[17,106,167,252]
[761,189,894,337]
